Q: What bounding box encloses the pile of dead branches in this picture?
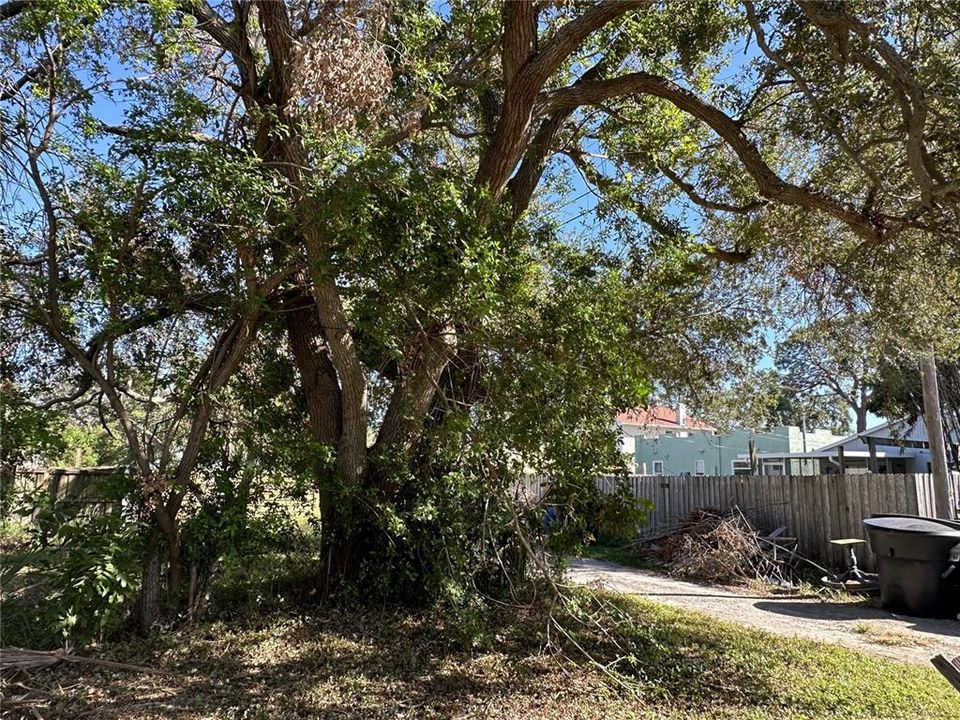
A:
[637,507,789,584]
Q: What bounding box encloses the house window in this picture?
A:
[652,461,664,476]
[731,459,751,475]
[678,431,689,438]
[694,459,705,475]
[762,461,784,477]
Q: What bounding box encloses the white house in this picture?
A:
[741,417,951,475]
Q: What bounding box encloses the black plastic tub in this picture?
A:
[863,515,960,618]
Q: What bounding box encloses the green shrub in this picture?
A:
[2,484,143,648]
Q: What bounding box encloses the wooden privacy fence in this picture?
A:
[7,467,126,513]
[524,473,960,571]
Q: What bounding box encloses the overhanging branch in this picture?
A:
[538,71,884,242]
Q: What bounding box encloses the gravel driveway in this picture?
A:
[567,557,960,665]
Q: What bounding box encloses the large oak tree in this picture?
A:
[4,0,960,620]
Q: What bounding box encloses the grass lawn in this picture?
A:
[3,590,957,720]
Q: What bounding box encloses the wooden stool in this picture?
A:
[830,538,868,581]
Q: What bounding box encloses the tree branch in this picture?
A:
[659,164,765,214]
[538,71,884,242]
[525,1,650,89]
[743,1,883,188]
[476,1,648,195]
[507,38,631,218]
[501,1,538,84]
[374,321,458,458]
[796,0,939,207]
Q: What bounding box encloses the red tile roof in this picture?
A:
[616,406,715,431]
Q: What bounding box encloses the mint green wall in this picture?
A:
[633,427,810,476]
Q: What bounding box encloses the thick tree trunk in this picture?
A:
[375,322,457,458]
[285,295,342,448]
[284,295,358,594]
[257,2,370,486]
[166,524,181,606]
[855,406,868,433]
[138,513,182,631]
[139,530,163,632]
[308,258,369,485]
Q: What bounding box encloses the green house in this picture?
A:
[616,406,843,476]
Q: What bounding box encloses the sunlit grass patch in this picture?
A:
[2,590,957,719]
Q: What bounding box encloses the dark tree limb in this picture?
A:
[538,71,884,242]
[476,1,648,195]
[374,322,458,458]
[256,0,370,483]
[0,0,28,22]
[659,164,766,214]
[507,39,631,218]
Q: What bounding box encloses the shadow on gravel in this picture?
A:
[753,600,960,638]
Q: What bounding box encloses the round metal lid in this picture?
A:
[863,516,960,536]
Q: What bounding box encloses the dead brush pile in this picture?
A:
[639,508,773,583]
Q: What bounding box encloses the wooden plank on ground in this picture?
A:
[932,654,960,694]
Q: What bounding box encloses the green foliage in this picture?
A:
[2,484,143,647]
[335,235,658,607]
[181,503,314,616]
[56,423,126,467]
[771,389,852,436]
[868,358,925,424]
[699,368,853,435]
[0,386,65,478]
[47,512,143,644]
[0,384,125,487]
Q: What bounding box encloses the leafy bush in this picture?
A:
[179,497,309,614]
[2,482,143,648]
[46,511,144,643]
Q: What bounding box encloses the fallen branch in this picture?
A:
[1,648,170,676]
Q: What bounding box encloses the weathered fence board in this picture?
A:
[8,467,125,513]
[523,472,960,571]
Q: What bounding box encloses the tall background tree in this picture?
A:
[775,315,879,433]
[870,358,960,468]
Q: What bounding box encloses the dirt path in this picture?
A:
[567,557,960,665]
